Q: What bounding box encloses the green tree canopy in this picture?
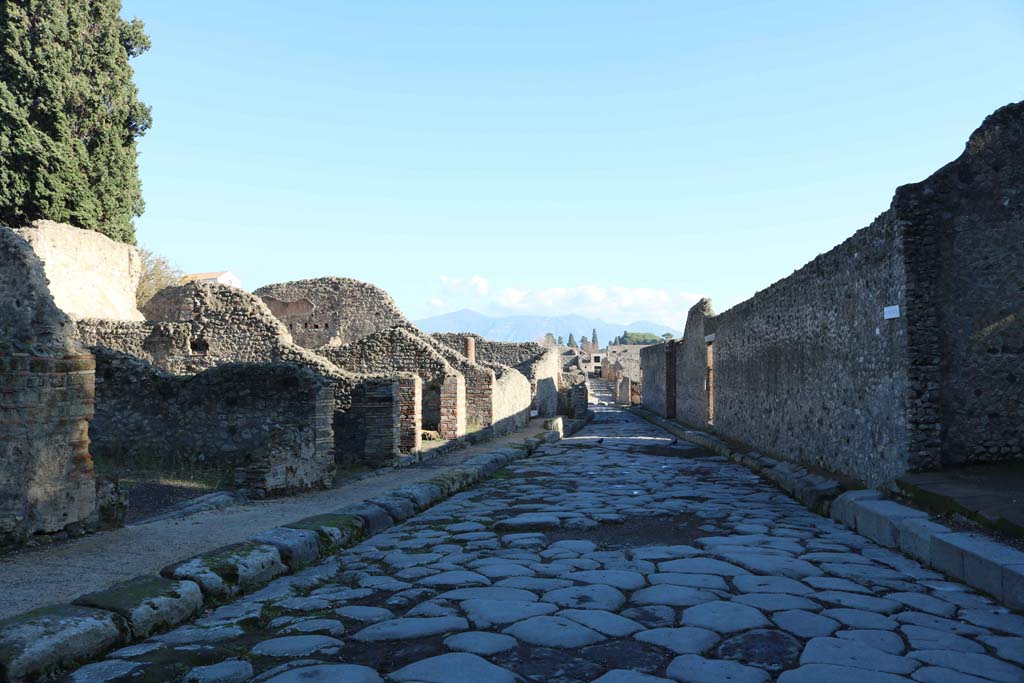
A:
[0,0,151,243]
[567,333,577,348]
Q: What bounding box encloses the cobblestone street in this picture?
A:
[67,404,1024,683]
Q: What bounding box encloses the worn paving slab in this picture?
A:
[57,404,1024,682]
[0,421,553,621]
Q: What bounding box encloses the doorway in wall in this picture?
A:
[705,341,714,425]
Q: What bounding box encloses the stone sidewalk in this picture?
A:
[61,404,1024,682]
[0,421,551,621]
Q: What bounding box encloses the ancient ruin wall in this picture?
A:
[82,282,402,465]
[640,343,668,417]
[14,221,143,321]
[317,326,464,438]
[255,277,409,349]
[699,211,910,486]
[488,366,532,436]
[0,228,97,546]
[433,334,559,417]
[675,299,715,425]
[90,350,335,494]
[898,103,1024,468]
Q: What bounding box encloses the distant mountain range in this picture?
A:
[413,309,682,344]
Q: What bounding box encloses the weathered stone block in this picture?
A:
[897,517,951,564]
[337,502,393,535]
[368,495,418,523]
[161,542,287,598]
[828,489,882,529]
[1003,564,1024,611]
[285,513,364,551]
[851,499,929,548]
[0,605,125,682]
[250,528,321,570]
[73,575,202,639]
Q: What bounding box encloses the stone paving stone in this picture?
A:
[558,608,645,636]
[732,593,819,611]
[664,654,770,683]
[352,616,468,641]
[908,650,1024,683]
[733,575,812,595]
[634,627,721,654]
[799,637,919,674]
[460,598,558,628]
[910,666,1001,683]
[835,628,906,654]
[632,585,717,607]
[503,615,607,647]
[680,601,771,633]
[822,608,899,630]
[592,670,675,683]
[67,659,142,683]
[901,624,985,652]
[543,584,627,611]
[54,406,1024,683]
[778,663,915,683]
[183,659,255,683]
[772,609,840,638]
[249,635,343,657]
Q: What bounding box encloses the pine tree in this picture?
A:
[0,1,151,243]
[567,333,577,348]
[557,335,564,345]
[591,328,600,351]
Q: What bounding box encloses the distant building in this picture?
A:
[183,271,242,289]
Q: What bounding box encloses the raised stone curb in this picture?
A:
[632,407,1024,612]
[0,422,584,682]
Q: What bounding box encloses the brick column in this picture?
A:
[397,375,422,454]
[463,336,476,365]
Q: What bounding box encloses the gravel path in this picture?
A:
[64,405,1024,682]
[0,422,549,621]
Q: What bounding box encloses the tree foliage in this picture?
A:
[0,1,151,243]
[135,246,182,308]
[567,333,577,348]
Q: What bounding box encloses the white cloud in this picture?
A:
[489,285,702,327]
[425,276,702,328]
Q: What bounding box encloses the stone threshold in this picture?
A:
[0,412,594,681]
[632,407,1024,613]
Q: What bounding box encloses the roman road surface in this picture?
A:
[64,405,1024,683]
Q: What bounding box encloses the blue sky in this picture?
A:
[122,1,1023,327]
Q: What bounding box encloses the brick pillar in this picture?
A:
[0,353,97,546]
[665,341,677,418]
[464,336,476,365]
[398,375,422,454]
[437,373,466,440]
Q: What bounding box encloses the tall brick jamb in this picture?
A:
[0,353,97,545]
[398,375,423,454]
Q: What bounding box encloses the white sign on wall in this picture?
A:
[883,305,901,320]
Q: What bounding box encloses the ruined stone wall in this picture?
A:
[13,221,143,321]
[603,345,644,383]
[317,326,464,437]
[255,277,409,349]
[640,343,668,417]
[899,103,1024,468]
[90,350,335,494]
[0,227,97,547]
[332,376,403,467]
[80,282,402,466]
[397,376,423,453]
[659,103,1024,484]
[675,300,714,425]
[488,366,532,436]
[433,334,558,417]
[694,212,910,486]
